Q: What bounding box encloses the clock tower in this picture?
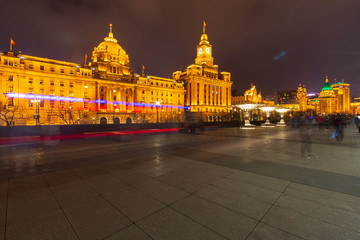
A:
[173,21,233,122]
[195,21,214,66]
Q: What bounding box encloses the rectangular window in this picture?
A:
[70,70,73,74]
[50,67,55,72]
[50,82,55,86]
[29,64,33,69]
[60,83,64,87]
[8,75,13,81]
[40,65,44,70]
[8,97,14,107]
[60,69,64,73]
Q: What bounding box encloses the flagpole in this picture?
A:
[84,53,86,65]
[10,38,12,52]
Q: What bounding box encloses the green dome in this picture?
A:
[321,77,333,91]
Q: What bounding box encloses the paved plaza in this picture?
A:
[0,125,359,239]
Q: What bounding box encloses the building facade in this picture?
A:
[312,77,351,115]
[173,23,232,122]
[0,25,185,126]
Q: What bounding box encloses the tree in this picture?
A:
[163,109,183,122]
[0,102,21,126]
[55,105,88,125]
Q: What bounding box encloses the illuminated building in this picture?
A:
[0,24,185,126]
[331,81,351,114]
[314,76,351,115]
[297,84,308,112]
[173,22,232,122]
[351,97,360,115]
[277,90,298,104]
[244,84,262,104]
[231,84,263,105]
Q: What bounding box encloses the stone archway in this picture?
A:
[113,117,120,124]
[100,117,107,124]
[126,117,132,124]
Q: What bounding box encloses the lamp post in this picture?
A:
[275,108,290,126]
[156,100,160,123]
[31,99,40,125]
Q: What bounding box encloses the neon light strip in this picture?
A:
[4,93,190,110]
[5,93,84,102]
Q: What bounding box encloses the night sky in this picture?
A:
[1,0,360,97]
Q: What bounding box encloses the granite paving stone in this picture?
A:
[213,177,281,204]
[275,194,360,232]
[104,224,151,240]
[262,206,360,240]
[174,167,226,184]
[51,180,99,206]
[156,172,209,193]
[103,186,165,221]
[227,170,289,192]
[7,188,59,225]
[131,178,189,205]
[42,169,81,187]
[9,175,48,193]
[284,185,360,213]
[59,195,131,240]
[137,207,226,240]
[83,173,129,195]
[171,195,257,239]
[196,185,272,220]
[288,182,360,204]
[247,222,302,240]
[0,181,7,228]
[5,209,77,240]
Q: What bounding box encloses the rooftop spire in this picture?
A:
[203,20,206,34]
[325,76,328,83]
[109,23,113,38]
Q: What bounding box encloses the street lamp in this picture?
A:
[156,100,160,123]
[260,106,275,127]
[276,108,290,126]
[31,99,40,125]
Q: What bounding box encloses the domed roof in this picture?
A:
[321,76,333,91]
[96,24,128,57]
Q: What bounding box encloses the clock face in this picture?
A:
[198,48,203,54]
[205,47,210,54]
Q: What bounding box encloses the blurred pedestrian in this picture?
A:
[330,115,344,141]
[299,116,314,159]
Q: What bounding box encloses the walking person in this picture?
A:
[330,115,344,141]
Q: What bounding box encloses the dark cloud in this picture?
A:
[1,0,360,97]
